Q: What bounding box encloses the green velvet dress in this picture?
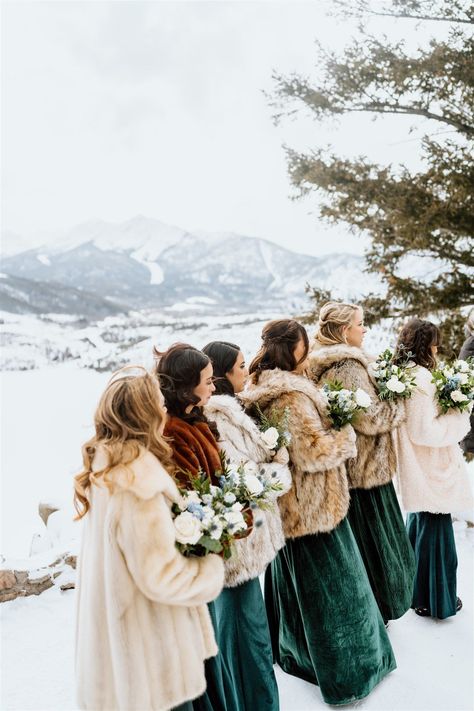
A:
[265,517,396,706]
[192,599,237,711]
[213,578,279,711]
[406,512,458,619]
[347,481,416,622]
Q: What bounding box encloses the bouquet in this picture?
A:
[371,348,417,401]
[220,458,285,510]
[255,404,291,452]
[321,380,371,430]
[172,471,249,559]
[431,358,474,414]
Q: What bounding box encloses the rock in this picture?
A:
[38,502,60,526]
[0,570,16,590]
[60,582,75,591]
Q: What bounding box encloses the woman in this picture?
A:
[394,319,473,618]
[308,302,415,623]
[74,366,224,711]
[203,340,292,711]
[459,307,474,457]
[154,343,238,711]
[241,319,396,706]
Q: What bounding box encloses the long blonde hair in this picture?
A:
[315,301,361,346]
[74,366,172,519]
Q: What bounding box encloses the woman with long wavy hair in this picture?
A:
[202,340,292,711]
[74,366,224,711]
[241,319,396,707]
[308,302,415,624]
[394,319,472,618]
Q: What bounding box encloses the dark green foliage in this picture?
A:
[273,0,474,357]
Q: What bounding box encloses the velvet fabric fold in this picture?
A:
[264,518,396,706]
[406,512,458,619]
[347,482,416,622]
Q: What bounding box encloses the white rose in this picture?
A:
[231,501,244,512]
[223,510,247,532]
[457,373,469,385]
[243,473,264,496]
[174,511,202,545]
[261,427,279,449]
[379,360,387,367]
[455,360,469,373]
[451,390,469,403]
[224,491,237,504]
[444,367,454,378]
[243,460,259,476]
[354,388,372,408]
[386,376,406,394]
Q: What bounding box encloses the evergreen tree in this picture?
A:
[273,0,473,356]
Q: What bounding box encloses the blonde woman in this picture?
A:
[241,320,396,707]
[308,302,415,624]
[74,367,224,711]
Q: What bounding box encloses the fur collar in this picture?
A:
[240,368,321,409]
[92,445,180,502]
[309,342,372,379]
[205,393,260,435]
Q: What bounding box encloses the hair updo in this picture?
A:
[315,301,360,346]
[393,318,440,371]
[248,319,309,381]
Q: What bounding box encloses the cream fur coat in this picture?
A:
[205,394,292,587]
[75,447,224,711]
[309,343,405,489]
[240,369,356,539]
[395,366,474,513]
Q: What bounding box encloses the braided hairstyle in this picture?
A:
[393,319,440,371]
[248,319,309,382]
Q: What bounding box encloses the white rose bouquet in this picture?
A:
[371,348,417,401]
[321,380,371,430]
[255,404,291,453]
[431,358,474,414]
[219,458,284,510]
[172,471,250,559]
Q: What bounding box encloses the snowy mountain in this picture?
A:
[1,217,380,317]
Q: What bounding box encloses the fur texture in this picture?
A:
[76,447,224,711]
[308,343,406,489]
[395,366,473,513]
[205,394,291,587]
[240,369,356,539]
[164,415,222,482]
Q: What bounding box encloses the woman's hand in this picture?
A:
[273,446,289,465]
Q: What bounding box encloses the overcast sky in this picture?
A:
[2,1,445,256]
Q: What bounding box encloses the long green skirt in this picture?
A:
[213,578,279,711]
[265,517,396,706]
[192,599,234,711]
[406,512,458,619]
[347,482,415,622]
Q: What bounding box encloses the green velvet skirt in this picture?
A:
[406,512,458,619]
[192,599,234,711]
[213,578,279,711]
[347,482,416,622]
[265,517,396,706]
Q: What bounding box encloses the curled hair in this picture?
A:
[393,319,441,371]
[249,319,309,382]
[315,301,361,346]
[202,341,240,397]
[73,366,172,520]
[153,342,218,436]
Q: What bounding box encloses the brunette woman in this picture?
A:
[203,341,292,711]
[308,302,415,624]
[241,320,396,707]
[154,343,239,711]
[394,319,473,618]
[74,367,224,711]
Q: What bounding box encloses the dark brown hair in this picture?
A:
[394,319,441,371]
[249,319,309,382]
[153,343,217,434]
[202,341,240,397]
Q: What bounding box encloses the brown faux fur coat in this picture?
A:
[308,343,406,490]
[240,368,356,539]
[164,415,222,485]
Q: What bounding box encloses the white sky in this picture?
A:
[1,1,447,256]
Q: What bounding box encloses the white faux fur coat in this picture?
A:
[205,394,292,587]
[396,366,474,513]
[75,447,224,711]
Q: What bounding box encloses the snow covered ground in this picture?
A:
[1,524,473,711]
